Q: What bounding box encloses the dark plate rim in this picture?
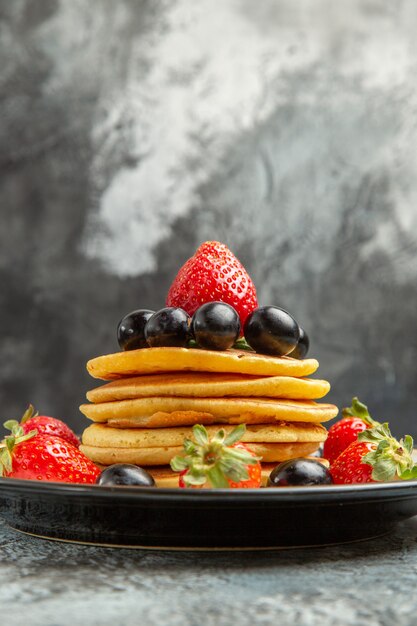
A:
[2,476,417,503]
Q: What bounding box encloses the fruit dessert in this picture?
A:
[2,242,416,489]
[79,241,338,487]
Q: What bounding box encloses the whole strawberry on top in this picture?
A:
[4,404,80,448]
[166,241,258,329]
[0,421,100,483]
[170,423,262,488]
[323,397,375,464]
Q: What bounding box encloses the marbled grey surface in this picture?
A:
[1,1,417,435]
[1,515,417,625]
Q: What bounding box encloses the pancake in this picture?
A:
[82,421,327,448]
[86,372,330,403]
[79,396,338,425]
[80,441,322,466]
[87,347,319,380]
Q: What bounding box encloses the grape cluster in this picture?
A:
[117,303,309,358]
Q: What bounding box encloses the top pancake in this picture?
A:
[86,372,330,403]
[87,347,319,380]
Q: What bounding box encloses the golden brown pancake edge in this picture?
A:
[86,372,330,402]
[86,347,319,380]
[80,441,322,466]
[82,421,327,448]
[80,396,339,425]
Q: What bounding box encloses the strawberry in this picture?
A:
[0,422,100,483]
[323,418,370,464]
[329,441,376,484]
[323,398,376,463]
[330,421,417,484]
[170,423,262,488]
[4,404,80,448]
[166,241,258,329]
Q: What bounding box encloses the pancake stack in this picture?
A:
[79,347,338,487]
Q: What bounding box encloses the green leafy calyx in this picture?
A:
[0,415,38,477]
[19,404,39,425]
[186,337,254,352]
[170,423,260,488]
[342,397,376,427]
[358,422,417,481]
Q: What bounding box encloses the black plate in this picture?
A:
[1,478,417,549]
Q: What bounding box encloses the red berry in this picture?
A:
[225,443,262,488]
[5,405,80,448]
[166,241,258,329]
[179,446,261,489]
[329,441,375,484]
[323,417,370,464]
[1,432,100,483]
[22,415,80,448]
[328,398,417,484]
[172,424,262,489]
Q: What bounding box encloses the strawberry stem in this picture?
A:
[0,420,38,477]
[170,424,260,488]
[342,397,376,427]
[232,337,254,352]
[187,337,254,352]
[358,422,417,481]
[20,404,38,425]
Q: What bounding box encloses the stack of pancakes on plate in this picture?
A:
[79,347,338,486]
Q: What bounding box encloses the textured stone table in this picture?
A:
[1,516,417,626]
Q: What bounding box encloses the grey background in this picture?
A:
[1,0,417,436]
